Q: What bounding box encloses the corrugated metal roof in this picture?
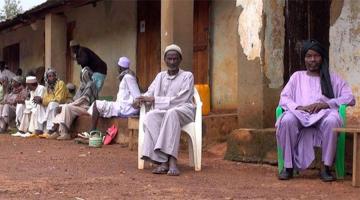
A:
[0,0,99,31]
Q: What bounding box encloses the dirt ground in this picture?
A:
[0,134,359,200]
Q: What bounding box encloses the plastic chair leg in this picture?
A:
[335,132,345,179]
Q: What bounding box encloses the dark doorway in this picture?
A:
[136,0,161,92]
[3,43,20,73]
[193,0,210,84]
[284,0,331,84]
[66,21,76,83]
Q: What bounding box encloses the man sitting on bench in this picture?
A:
[86,57,140,133]
[276,40,355,181]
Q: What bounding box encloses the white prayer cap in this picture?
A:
[164,44,182,56]
[66,83,76,90]
[69,40,79,47]
[117,57,130,68]
[26,76,37,84]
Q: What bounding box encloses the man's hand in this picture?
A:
[32,96,42,104]
[56,107,62,114]
[132,99,141,109]
[15,96,25,104]
[132,96,155,108]
[296,103,329,114]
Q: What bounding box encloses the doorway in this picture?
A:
[136,0,161,92]
[284,0,331,84]
[3,43,20,73]
[193,0,210,84]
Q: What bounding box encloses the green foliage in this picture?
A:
[0,0,23,22]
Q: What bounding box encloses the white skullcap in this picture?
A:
[26,76,37,84]
[69,40,79,47]
[164,44,182,56]
[66,83,76,90]
[117,57,130,68]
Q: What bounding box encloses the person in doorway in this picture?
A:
[0,61,15,80]
[276,39,355,182]
[133,44,195,176]
[69,40,107,92]
[86,57,140,134]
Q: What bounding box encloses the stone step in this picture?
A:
[225,128,355,173]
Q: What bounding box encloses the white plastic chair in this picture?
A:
[138,87,203,171]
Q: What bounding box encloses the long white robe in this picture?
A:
[141,69,195,163]
[16,85,46,133]
[88,74,140,117]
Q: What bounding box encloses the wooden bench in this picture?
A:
[334,127,360,187]
[71,115,139,150]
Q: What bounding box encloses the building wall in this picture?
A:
[211,0,239,111]
[0,22,45,74]
[330,0,360,125]
[65,0,137,97]
[235,0,284,128]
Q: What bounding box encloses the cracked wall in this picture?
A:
[330,0,360,124]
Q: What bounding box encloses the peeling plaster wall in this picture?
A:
[263,0,285,89]
[211,0,239,110]
[0,22,45,73]
[236,0,264,128]
[236,0,263,60]
[236,0,285,128]
[65,1,137,97]
[262,0,285,127]
[330,0,360,124]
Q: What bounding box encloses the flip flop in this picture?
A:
[77,132,90,139]
[167,168,180,176]
[152,166,169,174]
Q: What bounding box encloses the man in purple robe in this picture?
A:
[276,40,355,181]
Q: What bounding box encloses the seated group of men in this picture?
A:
[2,39,353,180]
[0,44,194,176]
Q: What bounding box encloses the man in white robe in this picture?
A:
[86,57,140,132]
[12,76,46,137]
[133,44,195,176]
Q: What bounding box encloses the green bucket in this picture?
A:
[89,130,103,148]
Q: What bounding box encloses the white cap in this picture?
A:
[117,57,130,68]
[164,44,182,56]
[26,76,37,84]
[69,40,79,47]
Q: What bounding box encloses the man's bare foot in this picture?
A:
[167,156,180,176]
[152,162,169,174]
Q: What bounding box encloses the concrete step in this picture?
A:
[225,128,355,173]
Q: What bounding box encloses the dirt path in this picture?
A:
[0,135,359,199]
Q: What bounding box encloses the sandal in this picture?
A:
[152,165,169,174]
[77,132,90,139]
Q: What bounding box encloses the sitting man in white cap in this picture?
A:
[69,40,107,92]
[12,76,46,137]
[85,57,140,133]
[133,44,195,176]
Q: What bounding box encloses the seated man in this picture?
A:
[12,76,46,137]
[32,68,68,138]
[133,44,195,176]
[0,76,27,133]
[0,76,10,102]
[276,40,356,182]
[50,67,98,140]
[87,57,140,132]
